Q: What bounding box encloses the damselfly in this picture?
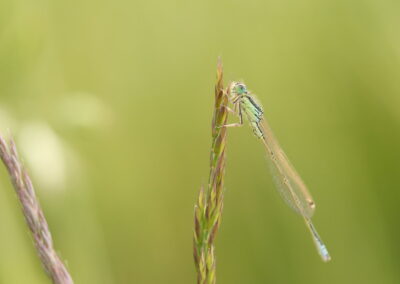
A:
[222,82,331,262]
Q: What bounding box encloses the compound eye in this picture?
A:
[238,84,246,93]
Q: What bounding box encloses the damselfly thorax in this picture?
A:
[228,82,265,139]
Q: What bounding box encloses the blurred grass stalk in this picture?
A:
[0,135,73,284]
[193,59,228,284]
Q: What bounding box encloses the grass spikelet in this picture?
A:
[193,58,228,284]
[0,135,73,284]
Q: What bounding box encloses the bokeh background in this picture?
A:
[0,0,399,283]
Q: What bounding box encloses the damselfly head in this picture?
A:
[228,82,248,100]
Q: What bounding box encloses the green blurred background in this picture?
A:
[0,0,399,283]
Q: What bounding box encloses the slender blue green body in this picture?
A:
[225,82,331,262]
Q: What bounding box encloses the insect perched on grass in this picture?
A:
[222,81,331,262]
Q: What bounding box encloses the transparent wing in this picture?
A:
[258,119,315,219]
[258,118,331,261]
[236,91,331,262]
